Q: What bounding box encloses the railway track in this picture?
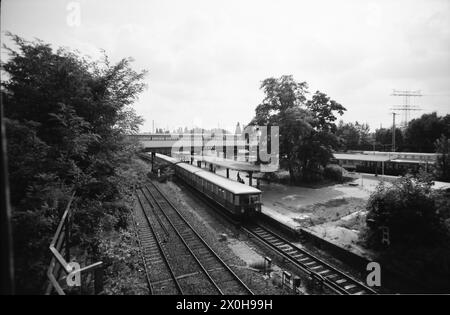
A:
[134,191,182,294]
[138,154,376,295]
[172,176,376,295]
[244,224,377,295]
[136,180,253,295]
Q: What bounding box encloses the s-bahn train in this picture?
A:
[153,153,262,220]
[332,151,439,176]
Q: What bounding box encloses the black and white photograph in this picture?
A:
[1,0,449,301]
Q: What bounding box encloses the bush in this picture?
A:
[324,164,344,182]
[363,174,449,248]
[3,34,147,293]
[361,173,450,291]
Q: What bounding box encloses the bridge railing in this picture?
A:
[46,192,103,295]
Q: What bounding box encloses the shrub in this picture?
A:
[324,164,344,182]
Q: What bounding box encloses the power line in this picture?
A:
[390,89,423,128]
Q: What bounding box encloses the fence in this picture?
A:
[46,192,103,295]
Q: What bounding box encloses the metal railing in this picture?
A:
[46,192,103,295]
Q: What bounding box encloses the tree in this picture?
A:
[404,112,450,152]
[435,134,450,182]
[374,127,403,151]
[336,121,371,150]
[300,91,346,181]
[250,75,345,182]
[2,34,147,293]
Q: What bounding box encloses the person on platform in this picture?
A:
[237,172,242,183]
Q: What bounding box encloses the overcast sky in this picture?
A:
[2,0,449,132]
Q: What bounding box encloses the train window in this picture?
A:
[226,191,232,202]
[250,194,260,203]
[234,195,240,205]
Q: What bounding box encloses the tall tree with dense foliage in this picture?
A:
[336,121,371,150]
[250,75,345,182]
[404,112,450,152]
[2,33,147,293]
[374,127,404,151]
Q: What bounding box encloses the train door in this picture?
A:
[240,194,261,221]
[250,194,262,213]
[240,195,250,219]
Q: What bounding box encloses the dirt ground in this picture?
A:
[258,179,371,229]
[256,174,393,258]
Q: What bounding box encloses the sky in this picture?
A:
[1,0,449,132]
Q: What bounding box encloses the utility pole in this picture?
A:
[392,112,398,152]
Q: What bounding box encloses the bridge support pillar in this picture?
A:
[249,171,253,186]
[226,168,229,178]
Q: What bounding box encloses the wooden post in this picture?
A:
[282,271,291,289]
[64,217,70,262]
[94,268,103,295]
[264,257,272,275]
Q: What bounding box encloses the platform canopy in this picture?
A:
[190,154,278,173]
[333,153,392,162]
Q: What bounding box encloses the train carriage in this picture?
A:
[154,153,261,220]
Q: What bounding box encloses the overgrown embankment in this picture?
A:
[2,33,148,294]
